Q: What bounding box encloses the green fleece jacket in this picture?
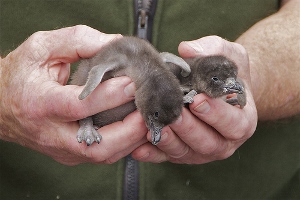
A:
[1,0,299,199]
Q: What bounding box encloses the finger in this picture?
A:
[83,111,148,164]
[17,25,122,64]
[58,111,148,164]
[154,126,190,159]
[178,35,246,58]
[43,76,136,121]
[132,123,193,163]
[132,107,233,164]
[131,117,189,162]
[145,126,190,160]
[48,62,71,85]
[169,106,229,155]
[178,35,250,80]
[131,142,168,163]
[189,93,256,141]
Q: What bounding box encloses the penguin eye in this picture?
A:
[212,76,219,82]
[154,111,159,119]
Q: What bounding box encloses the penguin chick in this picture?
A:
[71,36,191,146]
[167,55,246,107]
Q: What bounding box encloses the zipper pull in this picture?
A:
[137,9,148,40]
[134,0,157,42]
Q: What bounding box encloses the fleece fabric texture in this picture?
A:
[1,0,299,199]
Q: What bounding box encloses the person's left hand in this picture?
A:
[132,36,257,164]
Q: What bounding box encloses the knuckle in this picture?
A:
[152,153,168,163]
[216,148,235,160]
[29,31,47,42]
[239,117,252,138]
[204,35,227,54]
[226,128,246,141]
[25,31,52,61]
[124,112,148,137]
[168,145,190,159]
[210,106,256,142]
[27,31,49,50]
[103,157,119,164]
[206,35,224,45]
[72,25,89,38]
[228,116,255,141]
[196,137,220,155]
[176,115,201,138]
[80,148,110,164]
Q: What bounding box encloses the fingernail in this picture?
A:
[184,41,204,53]
[194,100,210,114]
[124,82,136,97]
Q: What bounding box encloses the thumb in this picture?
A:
[178,35,246,58]
[178,35,249,80]
[178,35,226,57]
[44,76,135,121]
[27,25,130,121]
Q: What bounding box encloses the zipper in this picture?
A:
[122,155,140,200]
[122,1,158,200]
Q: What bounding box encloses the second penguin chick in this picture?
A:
[71,36,191,146]
[168,55,246,107]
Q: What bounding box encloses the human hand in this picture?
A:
[0,25,148,165]
[132,36,258,164]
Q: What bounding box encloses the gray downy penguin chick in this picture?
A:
[71,36,191,146]
[167,55,246,107]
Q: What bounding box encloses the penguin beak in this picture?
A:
[223,78,244,94]
[147,115,163,145]
[150,125,162,145]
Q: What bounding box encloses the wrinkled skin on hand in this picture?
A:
[132,36,258,164]
[0,25,148,165]
[0,26,257,165]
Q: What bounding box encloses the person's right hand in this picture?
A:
[0,25,148,165]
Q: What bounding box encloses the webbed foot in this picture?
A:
[183,90,197,104]
[77,117,102,146]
